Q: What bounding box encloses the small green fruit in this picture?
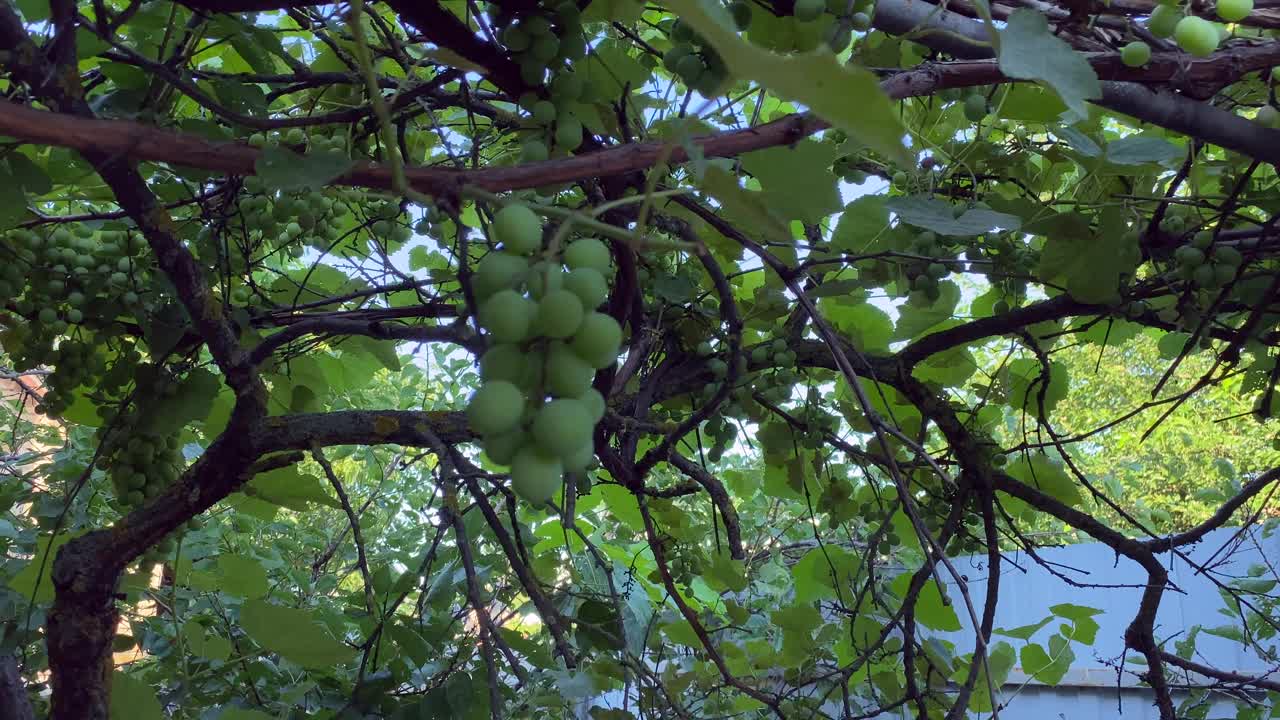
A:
[1120,41,1152,67]
[1217,0,1252,22]
[1175,16,1219,57]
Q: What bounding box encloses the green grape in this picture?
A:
[480,343,526,384]
[570,312,623,369]
[675,53,706,83]
[563,442,595,473]
[532,398,594,459]
[484,428,527,466]
[474,251,528,299]
[1217,0,1252,22]
[563,267,609,308]
[510,445,563,504]
[850,11,872,30]
[503,24,531,52]
[529,34,560,63]
[521,139,550,163]
[578,388,606,422]
[1192,230,1214,250]
[527,262,565,299]
[1120,40,1152,67]
[663,44,695,73]
[466,380,525,436]
[479,290,535,343]
[1175,245,1206,267]
[1192,263,1216,288]
[563,238,611,275]
[1175,16,1219,56]
[532,100,557,126]
[558,30,588,61]
[963,93,987,122]
[536,289,586,339]
[1148,4,1182,37]
[545,341,595,397]
[493,204,542,255]
[551,71,584,101]
[554,114,583,150]
[1213,262,1236,286]
[1257,105,1280,128]
[38,307,57,324]
[793,0,825,21]
[1213,245,1243,266]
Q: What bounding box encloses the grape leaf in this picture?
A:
[887,195,1021,236]
[238,599,353,668]
[663,0,909,165]
[998,9,1100,117]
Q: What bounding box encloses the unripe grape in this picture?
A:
[579,388,606,422]
[1257,105,1280,128]
[850,11,872,29]
[563,442,595,473]
[510,445,563,504]
[1174,15,1218,56]
[466,380,526,436]
[484,428,527,466]
[570,312,623,369]
[479,289,535,343]
[551,72,584,101]
[1120,41,1151,67]
[963,93,987,122]
[474,251,528,299]
[527,262,565,299]
[502,25,531,52]
[1217,0,1252,22]
[493,204,542,255]
[536,289,586,339]
[532,398,594,459]
[555,114,583,150]
[480,343,526,384]
[1148,4,1182,37]
[521,139,550,163]
[664,45,694,73]
[545,341,595,397]
[529,34,560,63]
[563,267,609,308]
[531,100,557,126]
[563,238,611,275]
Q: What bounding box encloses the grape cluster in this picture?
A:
[0,225,154,413]
[901,231,953,306]
[496,0,589,87]
[1173,232,1244,290]
[662,19,730,95]
[95,368,186,512]
[467,203,623,505]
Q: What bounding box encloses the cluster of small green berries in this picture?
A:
[662,20,731,95]
[515,69,587,162]
[466,203,623,505]
[496,1,589,87]
[901,231,952,306]
[1172,231,1244,290]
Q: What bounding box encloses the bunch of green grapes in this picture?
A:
[0,225,155,414]
[95,368,186,512]
[900,231,952,307]
[495,1,588,87]
[1172,231,1243,290]
[661,20,730,95]
[466,203,623,505]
